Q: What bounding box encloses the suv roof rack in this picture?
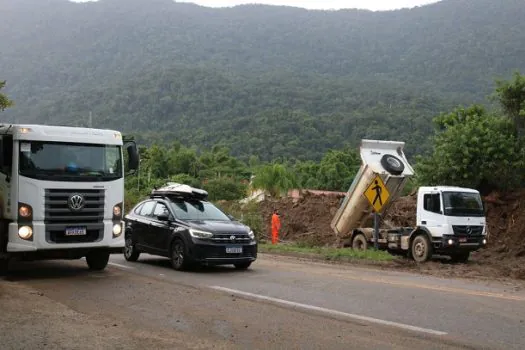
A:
[150,182,209,201]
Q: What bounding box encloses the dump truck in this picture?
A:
[330,139,488,263]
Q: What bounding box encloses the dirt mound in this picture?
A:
[259,192,344,246]
[382,194,417,228]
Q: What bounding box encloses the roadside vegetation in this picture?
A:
[258,243,395,262]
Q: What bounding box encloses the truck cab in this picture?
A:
[0,124,139,274]
[394,186,487,262]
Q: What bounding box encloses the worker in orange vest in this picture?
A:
[271,209,281,245]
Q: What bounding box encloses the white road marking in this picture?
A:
[210,286,447,336]
[108,262,134,270]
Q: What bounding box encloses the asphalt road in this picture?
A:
[2,253,525,349]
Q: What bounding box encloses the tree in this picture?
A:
[251,163,298,197]
[316,148,360,192]
[494,71,525,135]
[415,105,524,192]
[0,81,13,111]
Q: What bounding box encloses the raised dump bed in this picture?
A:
[330,139,415,239]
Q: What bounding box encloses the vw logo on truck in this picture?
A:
[68,194,85,211]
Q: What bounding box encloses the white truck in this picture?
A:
[0,124,139,274]
[331,139,488,263]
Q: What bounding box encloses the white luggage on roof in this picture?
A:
[151,183,208,199]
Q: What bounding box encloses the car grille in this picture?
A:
[210,233,252,243]
[452,225,484,236]
[45,189,105,224]
[193,244,257,259]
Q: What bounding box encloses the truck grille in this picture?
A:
[452,225,484,236]
[45,189,105,224]
[210,233,252,243]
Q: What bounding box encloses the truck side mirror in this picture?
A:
[125,141,139,174]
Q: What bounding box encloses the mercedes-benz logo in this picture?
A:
[68,194,85,211]
[230,235,236,241]
[466,226,472,235]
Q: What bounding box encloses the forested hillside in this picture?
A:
[1,0,524,160]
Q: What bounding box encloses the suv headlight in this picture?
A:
[248,230,255,240]
[189,228,213,239]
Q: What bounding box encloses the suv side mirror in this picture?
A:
[125,141,139,174]
[227,214,236,221]
[157,213,170,222]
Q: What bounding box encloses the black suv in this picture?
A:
[123,184,257,270]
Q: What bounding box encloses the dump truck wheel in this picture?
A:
[352,234,368,251]
[380,154,405,175]
[411,234,432,263]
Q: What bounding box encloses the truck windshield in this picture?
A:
[442,191,484,217]
[19,141,122,182]
[169,199,231,221]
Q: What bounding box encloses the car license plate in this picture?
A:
[226,246,243,254]
[65,227,87,236]
[459,238,467,243]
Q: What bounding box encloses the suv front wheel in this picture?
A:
[170,239,191,271]
[124,234,140,262]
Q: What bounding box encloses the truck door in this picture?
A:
[419,192,443,235]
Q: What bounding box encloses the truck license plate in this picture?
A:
[226,246,243,254]
[459,238,467,243]
[65,227,87,236]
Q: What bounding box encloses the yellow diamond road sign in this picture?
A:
[364,175,390,213]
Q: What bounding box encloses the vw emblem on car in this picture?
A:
[230,235,236,241]
[68,194,85,211]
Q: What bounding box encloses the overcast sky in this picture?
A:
[71,0,442,11]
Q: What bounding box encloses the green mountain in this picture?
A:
[1,0,524,160]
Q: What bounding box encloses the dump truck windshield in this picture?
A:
[442,191,484,217]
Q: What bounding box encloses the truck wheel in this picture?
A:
[86,250,110,271]
[450,252,470,263]
[352,234,368,251]
[0,258,9,276]
[170,239,191,271]
[124,234,140,262]
[411,234,432,263]
[380,154,405,175]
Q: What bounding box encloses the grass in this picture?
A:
[258,242,395,262]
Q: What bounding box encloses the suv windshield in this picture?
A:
[169,198,231,221]
[19,141,122,181]
[442,191,484,217]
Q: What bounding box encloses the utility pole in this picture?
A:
[88,111,92,128]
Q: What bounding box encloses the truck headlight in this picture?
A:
[18,226,33,240]
[113,204,122,218]
[248,230,255,240]
[189,228,213,239]
[19,205,32,218]
[112,224,122,237]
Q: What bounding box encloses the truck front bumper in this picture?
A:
[7,221,125,253]
[435,235,487,253]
